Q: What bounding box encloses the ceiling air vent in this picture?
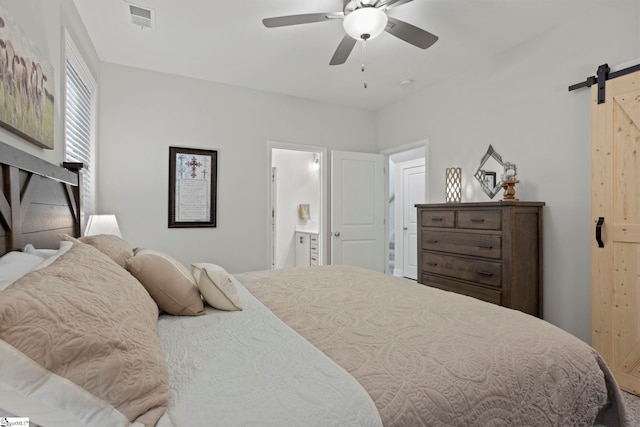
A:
[124,1,155,30]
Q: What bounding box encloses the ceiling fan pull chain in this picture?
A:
[361,37,368,89]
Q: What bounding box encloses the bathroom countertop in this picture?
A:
[295,225,319,234]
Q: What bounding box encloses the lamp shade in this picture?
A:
[85,214,122,238]
[343,7,388,40]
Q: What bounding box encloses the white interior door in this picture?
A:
[331,150,385,272]
[402,164,425,279]
[270,167,277,269]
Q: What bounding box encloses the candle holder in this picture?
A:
[445,167,462,203]
[501,180,519,201]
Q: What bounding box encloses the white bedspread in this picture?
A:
[156,278,382,427]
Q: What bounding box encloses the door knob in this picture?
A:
[333,231,341,237]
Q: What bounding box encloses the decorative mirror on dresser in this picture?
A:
[474,145,504,199]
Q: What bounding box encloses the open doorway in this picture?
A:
[384,141,428,279]
[268,142,325,269]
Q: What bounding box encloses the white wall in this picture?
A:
[375,2,639,343]
[0,0,99,163]
[98,63,376,273]
[272,149,321,268]
[11,0,639,344]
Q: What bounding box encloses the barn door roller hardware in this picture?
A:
[569,62,640,104]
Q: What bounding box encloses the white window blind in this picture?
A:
[64,31,97,217]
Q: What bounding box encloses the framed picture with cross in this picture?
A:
[169,146,218,228]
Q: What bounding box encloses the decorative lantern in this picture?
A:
[445,167,462,203]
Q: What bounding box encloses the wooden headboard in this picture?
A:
[0,141,83,255]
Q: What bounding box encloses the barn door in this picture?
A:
[592,70,640,395]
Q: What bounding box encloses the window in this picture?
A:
[64,31,97,217]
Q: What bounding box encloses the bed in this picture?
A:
[0,141,630,426]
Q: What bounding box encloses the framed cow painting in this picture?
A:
[0,4,54,149]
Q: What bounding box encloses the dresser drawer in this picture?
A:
[457,210,501,230]
[422,231,501,259]
[421,210,455,228]
[421,252,501,287]
[421,274,502,305]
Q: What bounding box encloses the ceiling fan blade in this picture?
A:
[374,0,414,10]
[385,17,438,49]
[329,35,357,65]
[263,12,343,28]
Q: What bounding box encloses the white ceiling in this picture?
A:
[72,0,602,111]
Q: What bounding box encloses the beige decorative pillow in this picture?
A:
[60,233,134,268]
[192,262,243,311]
[0,242,168,426]
[126,249,204,316]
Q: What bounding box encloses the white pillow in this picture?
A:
[0,251,45,291]
[23,244,59,259]
[31,241,74,271]
[0,242,75,291]
[0,340,142,427]
[191,263,243,311]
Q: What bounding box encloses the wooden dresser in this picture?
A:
[416,201,545,317]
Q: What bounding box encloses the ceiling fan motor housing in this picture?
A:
[344,0,378,15]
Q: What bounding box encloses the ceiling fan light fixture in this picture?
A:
[343,7,388,40]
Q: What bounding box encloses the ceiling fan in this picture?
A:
[262,0,438,66]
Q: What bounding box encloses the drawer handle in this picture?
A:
[430,217,444,222]
[426,239,439,244]
[478,244,493,249]
[476,271,493,277]
[470,218,485,223]
[426,262,438,267]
